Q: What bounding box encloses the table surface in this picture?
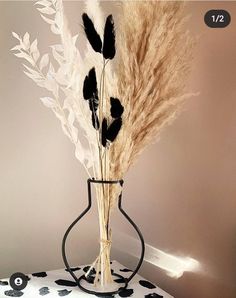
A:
[0,261,173,298]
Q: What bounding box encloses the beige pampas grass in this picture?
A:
[110,1,195,181]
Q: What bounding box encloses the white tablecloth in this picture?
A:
[0,261,173,298]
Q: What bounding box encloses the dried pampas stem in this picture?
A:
[110,1,195,183]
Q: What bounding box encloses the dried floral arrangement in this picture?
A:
[12,0,195,289]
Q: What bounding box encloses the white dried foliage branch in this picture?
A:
[12,0,101,178]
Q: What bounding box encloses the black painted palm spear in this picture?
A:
[82,13,123,147]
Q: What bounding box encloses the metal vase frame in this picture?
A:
[62,178,145,297]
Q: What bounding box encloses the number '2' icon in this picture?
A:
[204,10,231,28]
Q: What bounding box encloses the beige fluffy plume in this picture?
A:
[109,1,195,181]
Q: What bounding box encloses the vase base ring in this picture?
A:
[77,272,128,296]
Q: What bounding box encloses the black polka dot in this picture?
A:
[95,295,114,298]
[85,275,95,284]
[65,267,80,272]
[139,280,156,289]
[55,280,77,287]
[114,278,125,284]
[32,272,47,278]
[118,288,134,297]
[145,294,163,298]
[0,281,8,286]
[4,290,24,297]
[58,289,72,296]
[83,266,96,275]
[39,287,50,296]
[120,268,132,273]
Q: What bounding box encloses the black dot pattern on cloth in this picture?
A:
[4,290,24,297]
[83,266,96,275]
[39,287,50,296]
[113,278,125,284]
[139,280,156,289]
[58,289,72,296]
[95,295,114,298]
[55,280,77,287]
[65,267,80,272]
[32,272,47,278]
[0,262,170,297]
[118,288,134,297]
[120,268,133,273]
[145,294,163,298]
[85,275,95,284]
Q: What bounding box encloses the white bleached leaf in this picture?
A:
[48,62,55,74]
[71,126,78,143]
[75,140,85,164]
[14,52,26,58]
[68,110,75,126]
[51,48,64,64]
[44,66,58,94]
[36,81,46,88]
[40,14,55,25]
[33,49,40,63]
[44,79,57,93]
[35,0,51,6]
[30,39,38,53]
[14,52,34,65]
[39,54,49,70]
[54,72,67,86]
[10,45,21,51]
[67,110,77,142]
[72,35,78,46]
[55,12,62,28]
[61,123,72,140]
[37,6,55,15]
[54,110,66,125]
[23,64,42,78]
[75,141,92,168]
[23,32,30,49]
[50,24,60,35]
[23,71,38,81]
[51,44,63,52]
[40,97,56,108]
[12,32,20,41]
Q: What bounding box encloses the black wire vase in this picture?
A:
[62,178,145,297]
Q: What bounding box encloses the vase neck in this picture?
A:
[88,178,124,186]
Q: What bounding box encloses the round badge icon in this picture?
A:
[9,272,28,291]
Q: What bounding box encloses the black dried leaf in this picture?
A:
[82,13,102,53]
[103,15,116,60]
[83,75,92,100]
[106,117,122,142]
[89,98,99,112]
[101,118,108,147]
[83,67,98,101]
[110,97,124,118]
[91,112,99,130]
